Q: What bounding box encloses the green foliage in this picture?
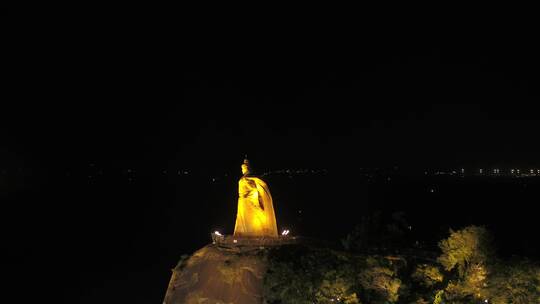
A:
[357,257,402,303]
[437,226,494,277]
[411,298,430,304]
[316,277,360,304]
[488,260,540,304]
[263,245,407,303]
[261,225,539,304]
[436,226,493,302]
[442,263,488,303]
[263,245,361,304]
[433,290,444,304]
[412,264,444,287]
[341,211,411,252]
[341,213,381,251]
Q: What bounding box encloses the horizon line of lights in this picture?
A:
[5,167,540,180]
[435,168,540,174]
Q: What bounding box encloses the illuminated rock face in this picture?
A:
[163,245,267,304]
[234,159,278,237]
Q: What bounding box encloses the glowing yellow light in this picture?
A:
[234,158,278,237]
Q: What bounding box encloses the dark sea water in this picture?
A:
[2,169,538,303]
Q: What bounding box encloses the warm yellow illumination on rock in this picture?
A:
[234,158,278,237]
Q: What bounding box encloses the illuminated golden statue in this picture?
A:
[234,158,278,237]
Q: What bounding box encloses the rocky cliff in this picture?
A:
[163,244,269,304]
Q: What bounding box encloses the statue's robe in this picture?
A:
[234,175,278,237]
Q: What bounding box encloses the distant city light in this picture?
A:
[281,229,290,236]
[214,231,222,236]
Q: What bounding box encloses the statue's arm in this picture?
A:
[239,178,256,198]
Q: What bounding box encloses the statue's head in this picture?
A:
[241,158,251,175]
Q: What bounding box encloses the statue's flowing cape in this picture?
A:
[234,176,278,237]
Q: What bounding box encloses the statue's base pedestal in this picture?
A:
[211,234,299,249]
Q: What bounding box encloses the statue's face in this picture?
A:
[241,164,250,175]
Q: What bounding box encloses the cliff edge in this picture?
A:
[163,244,268,304]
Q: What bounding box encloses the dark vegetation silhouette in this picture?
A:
[263,218,540,304]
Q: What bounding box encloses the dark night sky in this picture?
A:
[2,13,540,303]
[5,16,540,170]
